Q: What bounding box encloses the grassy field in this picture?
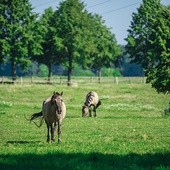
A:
[0,82,169,170]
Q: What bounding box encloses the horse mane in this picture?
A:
[51,92,58,104]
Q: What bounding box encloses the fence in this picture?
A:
[0,76,146,85]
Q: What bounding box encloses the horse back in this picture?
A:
[86,91,99,106]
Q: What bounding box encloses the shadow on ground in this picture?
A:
[0,149,170,170]
[6,140,42,145]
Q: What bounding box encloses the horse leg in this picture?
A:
[57,120,61,143]
[93,106,97,117]
[89,107,92,117]
[96,100,101,109]
[51,122,57,142]
[46,124,50,142]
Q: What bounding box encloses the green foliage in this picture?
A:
[163,102,170,116]
[33,7,64,80]
[54,0,94,83]
[0,0,43,78]
[90,15,121,71]
[54,0,121,83]
[125,0,170,93]
[0,0,121,84]
[72,64,94,76]
[0,83,169,169]
[146,5,170,93]
[37,64,48,77]
[118,45,144,76]
[101,67,122,77]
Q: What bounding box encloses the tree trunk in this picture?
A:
[67,51,73,86]
[98,69,101,83]
[48,63,52,83]
[11,60,17,82]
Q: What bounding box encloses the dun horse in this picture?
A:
[82,91,101,117]
[30,91,66,143]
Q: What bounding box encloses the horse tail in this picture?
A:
[30,111,44,128]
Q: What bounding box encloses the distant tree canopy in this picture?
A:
[0,0,121,84]
[0,0,43,80]
[118,45,144,77]
[125,0,170,93]
[89,14,121,78]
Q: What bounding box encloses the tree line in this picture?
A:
[0,0,121,85]
[0,0,169,93]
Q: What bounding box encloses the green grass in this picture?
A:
[0,82,170,170]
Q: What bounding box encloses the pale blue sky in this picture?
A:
[30,0,170,45]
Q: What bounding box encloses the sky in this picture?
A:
[30,0,170,45]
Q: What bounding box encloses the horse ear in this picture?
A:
[53,91,56,95]
[60,91,63,96]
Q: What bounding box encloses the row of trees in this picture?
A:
[0,0,121,85]
[0,0,169,93]
[0,62,123,77]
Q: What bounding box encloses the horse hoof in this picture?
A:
[51,139,55,143]
[58,139,62,143]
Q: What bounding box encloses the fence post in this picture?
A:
[2,76,4,84]
[60,77,62,84]
[31,76,33,83]
[20,76,23,85]
[128,77,131,84]
[115,77,118,85]
[91,76,93,83]
[98,76,101,83]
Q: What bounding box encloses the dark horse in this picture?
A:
[30,91,66,143]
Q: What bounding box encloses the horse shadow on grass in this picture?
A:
[0,151,170,170]
[6,140,42,145]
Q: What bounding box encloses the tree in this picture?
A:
[89,14,121,82]
[54,0,94,85]
[125,0,170,93]
[0,0,42,80]
[32,7,64,82]
[55,0,121,85]
[146,5,170,93]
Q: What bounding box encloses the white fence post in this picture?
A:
[91,77,93,83]
[20,77,23,85]
[2,76,4,84]
[114,77,118,85]
[60,77,62,84]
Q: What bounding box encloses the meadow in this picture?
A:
[0,80,169,170]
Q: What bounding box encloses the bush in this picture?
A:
[72,64,94,76]
[37,64,48,77]
[163,102,170,116]
[101,67,122,77]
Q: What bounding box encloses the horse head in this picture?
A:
[82,104,89,117]
[51,91,63,114]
